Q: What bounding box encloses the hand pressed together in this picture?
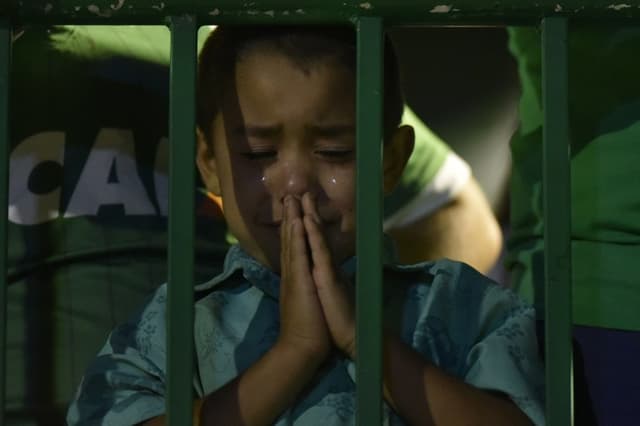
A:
[278,193,357,362]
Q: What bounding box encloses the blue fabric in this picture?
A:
[573,325,640,426]
[67,244,545,425]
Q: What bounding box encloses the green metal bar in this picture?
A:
[8,0,640,25]
[542,16,573,426]
[0,18,10,425]
[167,14,197,426]
[356,16,384,426]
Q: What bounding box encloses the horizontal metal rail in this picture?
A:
[5,0,640,24]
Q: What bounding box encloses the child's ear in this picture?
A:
[196,127,222,196]
[383,125,415,195]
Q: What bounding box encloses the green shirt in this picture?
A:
[507,25,640,331]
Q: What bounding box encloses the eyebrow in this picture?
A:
[234,123,354,137]
[307,124,355,136]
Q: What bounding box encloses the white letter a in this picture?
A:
[65,128,155,218]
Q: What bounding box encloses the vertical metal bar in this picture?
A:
[356,16,384,426]
[167,15,197,426]
[0,18,10,425]
[542,16,573,426]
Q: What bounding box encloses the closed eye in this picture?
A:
[316,149,354,161]
[241,151,277,160]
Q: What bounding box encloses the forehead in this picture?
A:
[223,49,356,122]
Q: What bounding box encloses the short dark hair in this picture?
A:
[197,25,404,144]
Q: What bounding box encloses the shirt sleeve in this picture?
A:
[383,106,471,230]
[462,284,546,425]
[403,261,545,426]
[66,285,169,426]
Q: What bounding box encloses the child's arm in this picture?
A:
[379,332,533,426]
[143,341,325,426]
[146,195,331,426]
[301,193,536,426]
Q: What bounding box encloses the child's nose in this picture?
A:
[276,160,318,201]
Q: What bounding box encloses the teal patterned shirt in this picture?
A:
[67,244,545,425]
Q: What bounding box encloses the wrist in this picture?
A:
[273,338,328,369]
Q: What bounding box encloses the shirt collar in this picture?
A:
[195,235,399,299]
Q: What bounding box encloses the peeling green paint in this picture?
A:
[8,1,640,23]
[430,4,452,13]
[110,0,125,11]
[608,3,632,10]
[87,4,112,17]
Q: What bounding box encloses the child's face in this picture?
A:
[198,50,358,271]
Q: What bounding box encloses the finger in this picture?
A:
[281,195,290,274]
[289,195,302,220]
[301,192,321,224]
[301,192,330,272]
[304,216,356,357]
[303,214,334,279]
[291,216,312,280]
[281,195,297,278]
[286,196,313,282]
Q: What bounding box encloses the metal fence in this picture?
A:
[4,1,639,424]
